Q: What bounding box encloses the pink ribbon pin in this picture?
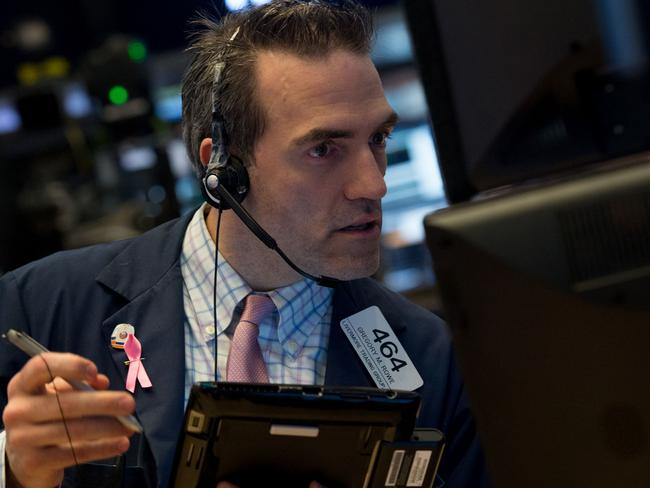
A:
[124,333,152,393]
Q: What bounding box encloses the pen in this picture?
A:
[2,328,143,433]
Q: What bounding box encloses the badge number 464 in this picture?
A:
[372,328,408,373]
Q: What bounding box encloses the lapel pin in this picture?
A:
[124,333,153,393]
[111,323,135,349]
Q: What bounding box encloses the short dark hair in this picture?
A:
[181,0,374,174]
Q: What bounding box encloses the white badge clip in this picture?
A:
[340,306,423,391]
[111,323,135,350]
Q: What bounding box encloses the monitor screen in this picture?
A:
[148,50,189,123]
[62,82,93,119]
[0,99,21,134]
[404,0,650,201]
[423,156,650,487]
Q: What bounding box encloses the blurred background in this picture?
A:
[0,0,446,305]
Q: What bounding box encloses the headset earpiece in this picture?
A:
[201,155,250,211]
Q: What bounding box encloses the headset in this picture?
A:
[200,27,341,288]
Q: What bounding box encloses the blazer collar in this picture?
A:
[96,211,194,300]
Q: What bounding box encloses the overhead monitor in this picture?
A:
[404,0,650,202]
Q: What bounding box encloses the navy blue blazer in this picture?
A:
[0,212,489,487]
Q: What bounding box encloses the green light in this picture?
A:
[108,85,129,105]
[128,41,147,63]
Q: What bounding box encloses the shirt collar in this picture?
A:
[267,276,333,358]
[181,205,333,357]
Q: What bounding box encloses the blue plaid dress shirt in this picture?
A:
[180,205,334,406]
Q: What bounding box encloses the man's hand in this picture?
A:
[2,352,137,488]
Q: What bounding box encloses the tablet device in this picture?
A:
[171,382,421,488]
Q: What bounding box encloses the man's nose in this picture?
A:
[343,148,388,201]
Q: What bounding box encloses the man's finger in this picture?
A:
[7,416,135,448]
[44,374,111,394]
[58,436,131,467]
[17,436,130,473]
[3,390,135,425]
[45,376,74,394]
[7,352,98,396]
[91,373,111,390]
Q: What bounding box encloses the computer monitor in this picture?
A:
[410,3,650,482]
[423,155,650,487]
[404,0,650,202]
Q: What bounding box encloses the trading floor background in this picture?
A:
[0,0,447,309]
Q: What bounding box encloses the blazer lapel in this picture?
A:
[96,213,193,485]
[100,266,185,486]
[325,281,374,387]
[325,279,410,389]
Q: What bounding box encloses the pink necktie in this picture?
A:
[226,294,275,383]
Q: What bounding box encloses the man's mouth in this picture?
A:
[341,222,375,231]
[338,216,382,235]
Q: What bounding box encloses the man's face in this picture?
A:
[243,49,397,281]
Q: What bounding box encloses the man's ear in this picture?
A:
[199,138,213,167]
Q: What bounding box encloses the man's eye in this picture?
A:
[371,131,391,147]
[308,142,333,158]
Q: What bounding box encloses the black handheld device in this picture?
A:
[171,383,444,488]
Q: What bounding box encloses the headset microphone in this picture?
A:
[203,174,341,288]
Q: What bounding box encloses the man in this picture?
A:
[0,1,490,487]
